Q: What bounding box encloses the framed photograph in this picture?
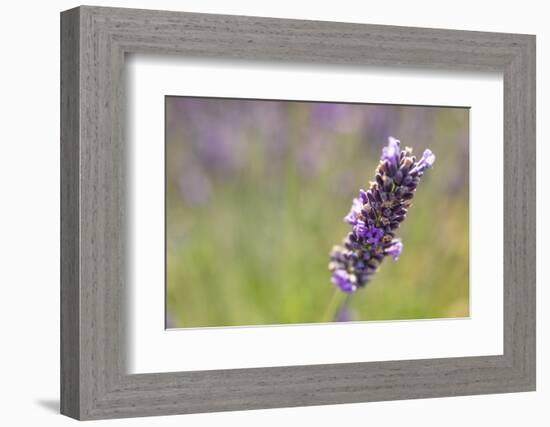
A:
[60,6,536,420]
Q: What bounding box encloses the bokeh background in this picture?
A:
[166,97,469,328]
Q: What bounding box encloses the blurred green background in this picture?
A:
[166,97,469,328]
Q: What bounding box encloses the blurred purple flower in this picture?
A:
[299,103,364,176]
[173,98,290,177]
[176,166,212,206]
[195,126,241,173]
[311,103,357,132]
[362,107,399,145]
[329,137,435,293]
[297,136,330,176]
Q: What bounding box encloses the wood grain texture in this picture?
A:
[60,7,80,419]
[60,5,536,420]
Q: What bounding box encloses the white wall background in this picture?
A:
[0,0,546,425]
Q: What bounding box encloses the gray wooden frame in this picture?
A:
[60,5,536,421]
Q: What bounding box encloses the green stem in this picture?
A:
[322,289,346,322]
[338,294,352,320]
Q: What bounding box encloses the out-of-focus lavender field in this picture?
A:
[166,97,469,328]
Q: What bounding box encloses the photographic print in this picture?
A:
[166,97,469,328]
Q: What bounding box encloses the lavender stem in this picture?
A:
[334,294,354,322]
[322,289,345,322]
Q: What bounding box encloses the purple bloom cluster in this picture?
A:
[329,137,436,293]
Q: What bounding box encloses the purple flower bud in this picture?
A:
[366,190,376,205]
[359,189,368,204]
[353,221,384,245]
[381,137,400,169]
[353,221,368,238]
[393,214,406,223]
[365,206,377,222]
[365,226,384,245]
[383,176,393,192]
[386,160,397,177]
[344,197,363,225]
[385,240,403,260]
[419,149,436,168]
[394,169,403,185]
[331,269,357,293]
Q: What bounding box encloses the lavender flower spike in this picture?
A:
[329,137,435,293]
